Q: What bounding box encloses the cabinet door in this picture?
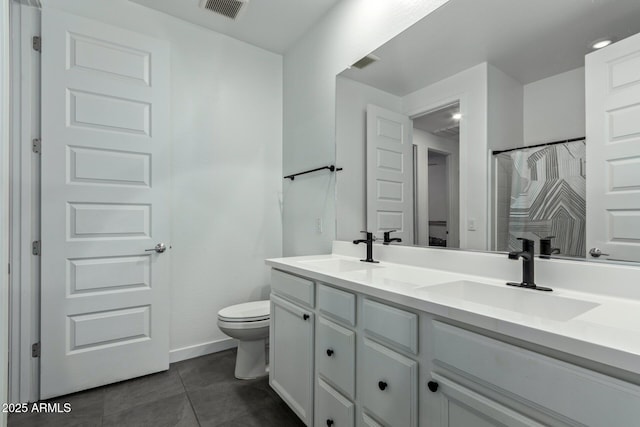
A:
[316,379,355,427]
[317,316,356,399]
[431,374,543,427]
[361,339,418,427]
[270,294,314,425]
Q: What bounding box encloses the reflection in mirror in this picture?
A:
[493,138,586,258]
[413,103,460,248]
[335,0,640,263]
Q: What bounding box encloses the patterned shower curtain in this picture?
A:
[498,140,586,257]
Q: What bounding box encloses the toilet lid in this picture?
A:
[218,300,270,322]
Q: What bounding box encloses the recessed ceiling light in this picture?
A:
[452,113,462,120]
[592,39,613,50]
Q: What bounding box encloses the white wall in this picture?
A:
[403,63,489,250]
[1,0,10,421]
[41,0,283,359]
[335,76,402,240]
[523,67,585,145]
[283,0,450,256]
[488,64,524,150]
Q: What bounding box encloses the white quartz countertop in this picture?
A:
[266,252,640,377]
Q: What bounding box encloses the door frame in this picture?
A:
[426,147,456,247]
[8,0,42,404]
[408,96,464,249]
[2,0,12,421]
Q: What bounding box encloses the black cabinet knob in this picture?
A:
[303,314,310,320]
[427,381,439,392]
[326,348,334,357]
[326,419,334,426]
[378,381,388,391]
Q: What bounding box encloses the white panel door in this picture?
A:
[366,105,414,244]
[586,32,640,262]
[41,8,170,398]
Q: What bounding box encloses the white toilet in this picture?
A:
[217,300,270,380]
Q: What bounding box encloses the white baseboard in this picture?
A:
[169,338,237,364]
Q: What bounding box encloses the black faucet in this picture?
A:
[383,230,402,245]
[539,236,560,259]
[353,231,379,263]
[507,238,552,292]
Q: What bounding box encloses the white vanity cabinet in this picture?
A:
[269,266,640,427]
[315,283,357,427]
[427,372,545,427]
[317,378,356,427]
[270,270,315,425]
[317,316,356,399]
[361,338,418,427]
[427,321,640,427]
[360,298,419,427]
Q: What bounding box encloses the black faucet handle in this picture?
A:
[383,230,398,240]
[354,231,377,245]
[508,252,520,260]
[516,237,535,243]
[539,236,554,244]
[516,237,535,252]
[540,236,560,256]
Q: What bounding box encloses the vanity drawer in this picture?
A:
[361,339,417,427]
[363,299,418,354]
[316,379,355,427]
[271,269,315,308]
[318,283,356,326]
[432,321,640,427]
[317,316,356,399]
[360,413,383,427]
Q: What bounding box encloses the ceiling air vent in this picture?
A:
[199,0,249,20]
[351,54,380,70]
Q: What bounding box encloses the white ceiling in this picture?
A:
[340,0,640,96]
[413,102,459,140]
[129,0,341,53]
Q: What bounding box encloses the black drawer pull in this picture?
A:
[378,380,388,391]
[326,348,334,357]
[326,419,334,426]
[428,381,439,392]
[303,314,310,320]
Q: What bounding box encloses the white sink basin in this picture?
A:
[298,258,382,273]
[417,280,599,321]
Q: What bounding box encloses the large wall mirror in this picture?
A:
[335,0,640,264]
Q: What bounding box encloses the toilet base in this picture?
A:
[235,338,268,380]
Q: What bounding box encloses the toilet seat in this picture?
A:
[217,300,270,322]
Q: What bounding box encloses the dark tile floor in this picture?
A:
[8,349,304,427]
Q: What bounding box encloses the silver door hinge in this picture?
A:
[32,240,40,256]
[32,138,41,154]
[32,36,41,52]
[32,342,40,358]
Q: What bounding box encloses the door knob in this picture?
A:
[589,248,609,258]
[145,243,167,253]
